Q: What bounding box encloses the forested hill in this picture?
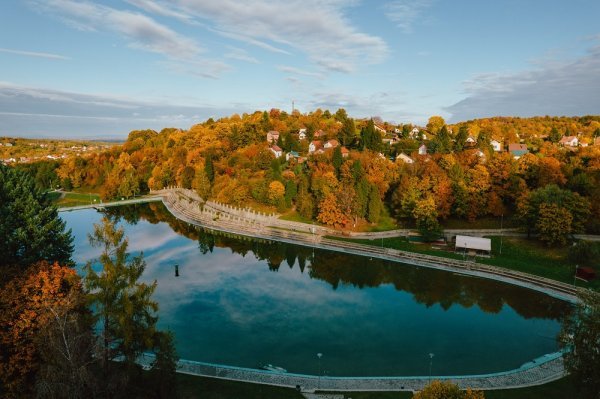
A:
[24,110,600,244]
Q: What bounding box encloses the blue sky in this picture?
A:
[1,0,599,138]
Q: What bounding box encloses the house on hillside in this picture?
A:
[341,147,350,158]
[374,124,386,134]
[418,144,428,155]
[286,150,299,162]
[508,143,528,159]
[491,139,503,152]
[270,145,283,158]
[410,127,420,139]
[559,136,579,147]
[313,129,325,139]
[465,135,477,147]
[396,153,414,164]
[298,128,307,140]
[267,130,280,144]
[324,139,339,149]
[309,140,323,154]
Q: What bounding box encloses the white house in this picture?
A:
[490,140,503,152]
[309,140,323,154]
[298,128,307,140]
[396,153,414,164]
[270,145,283,158]
[559,136,579,147]
[418,144,427,155]
[465,135,476,145]
[410,127,420,139]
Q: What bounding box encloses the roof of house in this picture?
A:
[326,139,339,147]
[559,135,577,143]
[271,145,282,151]
[508,143,528,152]
[314,130,324,137]
[310,140,323,147]
[341,146,350,154]
[455,235,491,251]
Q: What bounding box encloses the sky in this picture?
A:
[1,0,599,138]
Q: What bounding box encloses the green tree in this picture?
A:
[338,117,356,147]
[360,119,382,152]
[83,217,162,391]
[204,155,215,183]
[367,184,383,224]
[536,203,573,246]
[0,164,73,271]
[454,125,468,152]
[332,146,343,173]
[549,127,561,143]
[517,184,590,243]
[560,289,600,399]
[413,196,442,242]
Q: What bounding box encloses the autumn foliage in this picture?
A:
[0,261,81,396]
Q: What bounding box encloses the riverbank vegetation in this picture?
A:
[8,111,598,248]
[0,165,176,398]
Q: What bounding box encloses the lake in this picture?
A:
[61,202,570,377]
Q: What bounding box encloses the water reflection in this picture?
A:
[104,203,570,321]
[61,203,570,376]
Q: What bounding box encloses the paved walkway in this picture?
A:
[139,352,566,392]
[154,188,578,302]
[129,188,574,391]
[57,196,162,212]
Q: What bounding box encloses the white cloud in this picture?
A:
[0,82,246,137]
[124,0,197,24]
[31,0,232,78]
[445,41,600,122]
[277,65,323,79]
[171,0,388,72]
[0,47,70,60]
[37,0,202,59]
[224,47,260,64]
[384,0,435,33]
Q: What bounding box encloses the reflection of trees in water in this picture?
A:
[105,203,571,321]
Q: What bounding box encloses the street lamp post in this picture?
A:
[428,353,434,382]
[499,214,504,255]
[317,353,323,390]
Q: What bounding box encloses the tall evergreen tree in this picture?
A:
[84,217,175,394]
[0,164,73,271]
[204,155,215,183]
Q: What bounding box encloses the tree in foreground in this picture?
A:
[0,164,73,274]
[84,217,177,397]
[0,261,87,398]
[413,380,485,399]
[560,289,600,399]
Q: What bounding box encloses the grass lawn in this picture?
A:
[440,216,518,230]
[331,235,599,291]
[279,210,315,224]
[175,374,577,399]
[54,191,102,207]
[484,377,577,399]
[176,374,304,399]
[44,191,62,202]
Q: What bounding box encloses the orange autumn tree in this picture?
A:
[318,193,348,228]
[414,380,485,399]
[0,261,82,396]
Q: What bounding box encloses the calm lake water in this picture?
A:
[61,203,570,377]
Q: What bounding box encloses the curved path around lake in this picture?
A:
[65,188,578,391]
[152,188,578,303]
[139,352,565,392]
